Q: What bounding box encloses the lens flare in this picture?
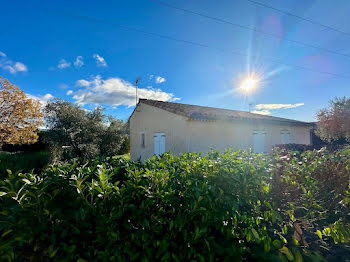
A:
[239,76,259,93]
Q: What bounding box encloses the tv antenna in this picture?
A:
[249,102,254,112]
[135,76,141,106]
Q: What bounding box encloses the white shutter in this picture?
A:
[253,131,266,153]
[159,133,165,155]
[154,133,165,156]
[281,131,290,144]
[154,133,160,156]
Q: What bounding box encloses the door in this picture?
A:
[253,131,266,153]
[154,132,165,156]
[281,131,290,144]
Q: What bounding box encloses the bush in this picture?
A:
[0,149,349,261]
[0,151,49,175]
[275,143,317,152]
[275,143,348,154]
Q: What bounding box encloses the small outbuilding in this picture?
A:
[129,99,313,161]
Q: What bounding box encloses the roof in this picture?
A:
[138,99,313,126]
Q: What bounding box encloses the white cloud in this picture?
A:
[14,62,27,72]
[251,110,271,115]
[93,54,107,67]
[155,76,166,84]
[74,56,84,68]
[42,93,54,101]
[27,93,54,108]
[0,51,28,74]
[3,62,28,74]
[255,103,304,110]
[72,75,179,107]
[76,79,91,87]
[252,103,304,115]
[57,59,71,69]
[59,84,69,89]
[66,90,73,95]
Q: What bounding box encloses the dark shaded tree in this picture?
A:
[99,116,128,156]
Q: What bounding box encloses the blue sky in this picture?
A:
[1,0,350,122]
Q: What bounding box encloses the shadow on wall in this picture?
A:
[275,128,349,152]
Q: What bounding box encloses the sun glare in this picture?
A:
[240,76,259,93]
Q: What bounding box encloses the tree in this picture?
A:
[99,116,129,156]
[316,97,350,143]
[44,99,128,160]
[0,76,43,145]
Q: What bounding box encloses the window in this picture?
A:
[281,131,290,144]
[141,133,145,148]
[154,132,165,156]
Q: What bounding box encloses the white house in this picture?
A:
[129,99,313,161]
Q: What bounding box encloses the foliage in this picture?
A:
[0,76,43,145]
[99,117,129,157]
[316,97,350,143]
[271,147,350,260]
[275,144,318,152]
[0,149,349,261]
[112,153,130,160]
[118,135,130,155]
[2,131,48,152]
[44,100,128,161]
[0,151,49,175]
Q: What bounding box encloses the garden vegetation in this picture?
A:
[44,99,129,162]
[0,148,349,261]
[0,77,42,145]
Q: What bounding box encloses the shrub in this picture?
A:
[275,142,348,153]
[275,143,317,152]
[0,149,349,261]
[0,151,49,175]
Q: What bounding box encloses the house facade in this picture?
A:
[130,99,313,161]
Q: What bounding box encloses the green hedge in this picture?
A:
[0,149,349,261]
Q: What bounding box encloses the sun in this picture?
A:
[240,76,259,93]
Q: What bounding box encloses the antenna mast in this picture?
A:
[135,77,141,106]
[249,102,254,112]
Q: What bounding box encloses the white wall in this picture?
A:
[130,103,312,161]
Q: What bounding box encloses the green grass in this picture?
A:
[0,151,50,175]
